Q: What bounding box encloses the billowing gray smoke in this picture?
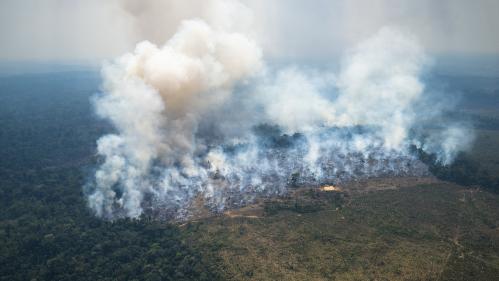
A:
[86,0,473,220]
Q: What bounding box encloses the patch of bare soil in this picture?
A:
[341,176,440,193]
[224,203,264,218]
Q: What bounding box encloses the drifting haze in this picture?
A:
[1,0,499,67]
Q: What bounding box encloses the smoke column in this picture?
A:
[86,0,473,220]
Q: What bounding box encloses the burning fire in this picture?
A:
[320,185,341,192]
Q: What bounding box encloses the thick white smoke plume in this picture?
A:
[86,0,473,220]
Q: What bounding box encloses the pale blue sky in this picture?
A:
[0,0,498,65]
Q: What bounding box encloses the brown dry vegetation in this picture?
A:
[181,181,499,281]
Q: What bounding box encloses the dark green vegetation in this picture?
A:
[0,72,219,281]
[415,148,499,194]
[0,166,219,281]
[1,70,499,280]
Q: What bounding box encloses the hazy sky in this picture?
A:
[1,0,498,64]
